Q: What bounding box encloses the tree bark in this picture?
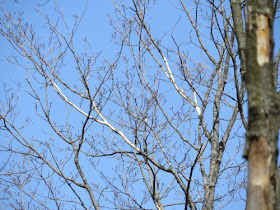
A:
[245,0,280,209]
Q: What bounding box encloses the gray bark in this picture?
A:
[245,0,280,209]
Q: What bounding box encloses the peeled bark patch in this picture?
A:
[247,136,274,210]
[257,14,270,66]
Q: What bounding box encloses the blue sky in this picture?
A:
[0,0,279,209]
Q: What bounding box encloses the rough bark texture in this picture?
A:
[245,0,280,209]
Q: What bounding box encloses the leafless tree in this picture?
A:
[0,0,279,209]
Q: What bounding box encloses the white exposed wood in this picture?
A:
[257,13,270,66]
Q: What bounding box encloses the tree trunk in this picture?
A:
[245,0,280,209]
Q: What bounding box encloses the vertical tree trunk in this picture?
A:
[245,0,280,209]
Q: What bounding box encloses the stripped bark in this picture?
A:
[245,0,280,209]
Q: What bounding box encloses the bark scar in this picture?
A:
[257,13,270,66]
